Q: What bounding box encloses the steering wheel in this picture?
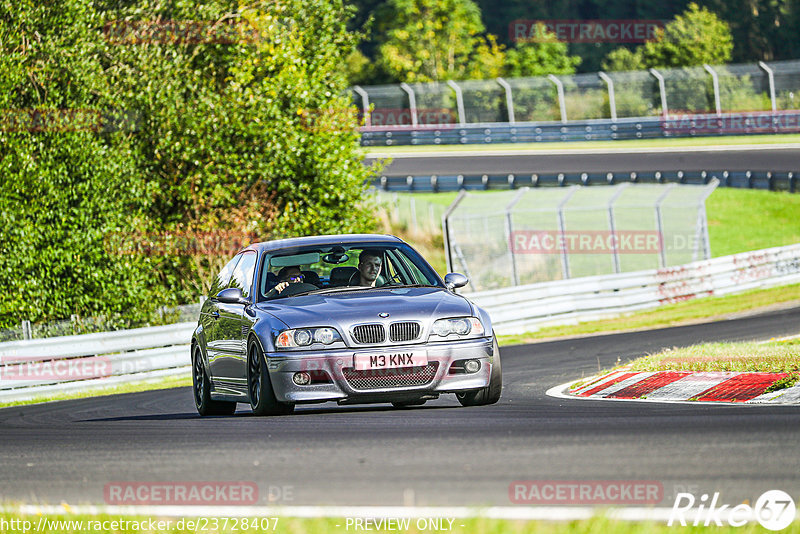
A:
[380,272,403,286]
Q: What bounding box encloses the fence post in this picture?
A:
[409,196,418,232]
[399,83,418,127]
[447,80,466,126]
[557,186,579,279]
[703,64,722,116]
[654,183,677,268]
[21,320,32,340]
[598,71,617,122]
[758,61,777,112]
[496,77,516,124]
[698,178,720,260]
[352,85,371,127]
[649,68,668,117]
[607,183,630,273]
[504,188,528,286]
[441,190,467,274]
[548,75,568,123]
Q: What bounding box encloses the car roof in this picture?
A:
[244,234,405,254]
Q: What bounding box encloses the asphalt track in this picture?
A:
[365,145,800,176]
[2,306,800,508]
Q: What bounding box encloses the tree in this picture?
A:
[504,24,581,77]
[0,0,378,328]
[376,0,495,82]
[641,3,733,68]
[602,3,733,71]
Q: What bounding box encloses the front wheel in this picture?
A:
[248,339,294,416]
[192,346,237,416]
[456,336,502,407]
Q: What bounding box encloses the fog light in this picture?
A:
[464,360,480,373]
[293,372,311,385]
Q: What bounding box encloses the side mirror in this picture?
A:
[216,287,248,304]
[444,272,469,290]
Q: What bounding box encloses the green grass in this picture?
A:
[706,188,800,256]
[0,374,191,409]
[627,338,800,373]
[364,133,800,155]
[2,511,798,534]
[498,283,800,346]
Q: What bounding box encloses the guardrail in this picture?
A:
[373,170,799,193]
[468,243,800,335]
[361,113,800,147]
[0,322,195,402]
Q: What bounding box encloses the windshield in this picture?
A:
[258,242,443,301]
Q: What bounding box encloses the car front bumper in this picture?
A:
[266,337,495,404]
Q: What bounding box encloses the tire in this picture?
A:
[192,345,237,416]
[456,335,502,407]
[391,399,427,408]
[247,339,294,416]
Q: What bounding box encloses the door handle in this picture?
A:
[210,311,220,319]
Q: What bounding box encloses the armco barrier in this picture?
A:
[373,170,798,193]
[0,322,195,402]
[468,243,800,335]
[360,112,800,147]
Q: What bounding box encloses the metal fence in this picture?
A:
[354,59,800,145]
[470,242,800,335]
[443,181,718,292]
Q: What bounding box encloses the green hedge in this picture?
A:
[0,0,377,328]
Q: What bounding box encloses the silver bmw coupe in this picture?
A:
[191,234,501,416]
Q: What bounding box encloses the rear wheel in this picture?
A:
[456,336,502,407]
[248,339,294,416]
[192,346,237,416]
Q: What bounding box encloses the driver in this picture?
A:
[356,249,382,287]
[266,266,304,297]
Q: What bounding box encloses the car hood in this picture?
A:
[255,286,472,329]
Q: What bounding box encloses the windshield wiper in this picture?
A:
[289,286,376,297]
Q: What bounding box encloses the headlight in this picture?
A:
[276,327,342,349]
[430,317,484,339]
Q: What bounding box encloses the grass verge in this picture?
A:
[2,512,798,534]
[363,133,800,155]
[498,283,800,346]
[627,338,800,374]
[0,373,191,409]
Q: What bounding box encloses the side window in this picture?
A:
[230,251,257,299]
[209,254,241,298]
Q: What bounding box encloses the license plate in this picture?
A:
[353,351,427,370]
